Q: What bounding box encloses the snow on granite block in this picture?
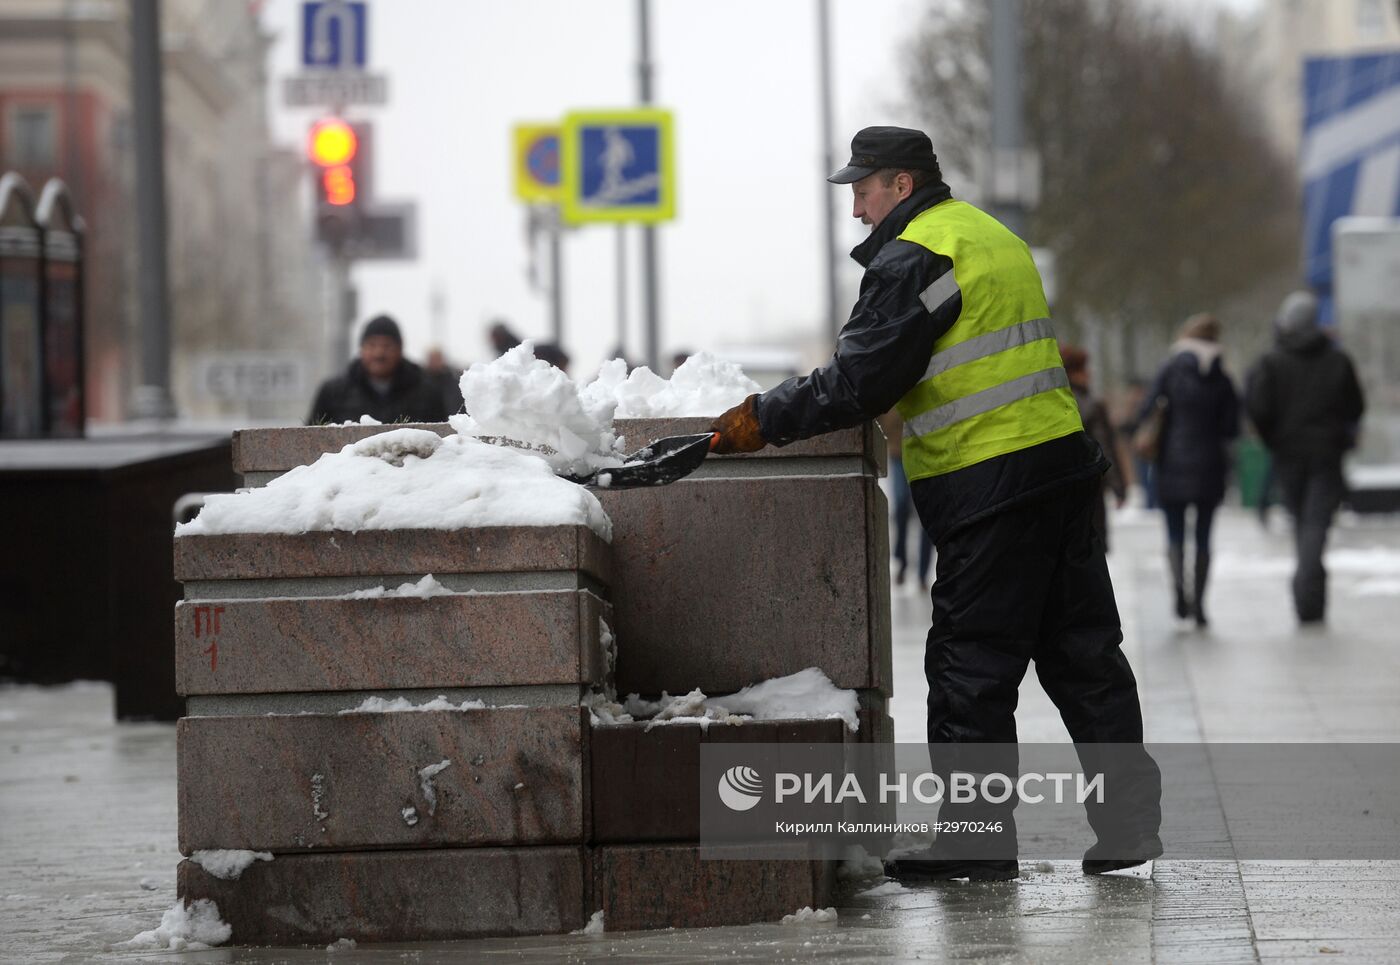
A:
[591,843,834,932]
[177,846,587,945]
[232,424,453,474]
[173,525,612,585]
[174,590,611,696]
[601,475,890,697]
[177,706,587,854]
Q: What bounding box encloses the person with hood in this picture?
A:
[1139,313,1240,627]
[1245,291,1364,623]
[709,126,1161,882]
[307,315,450,425]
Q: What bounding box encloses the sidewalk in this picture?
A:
[3,506,1399,962]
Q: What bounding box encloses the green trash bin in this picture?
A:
[1236,437,1270,508]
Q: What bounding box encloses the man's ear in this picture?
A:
[898,171,914,198]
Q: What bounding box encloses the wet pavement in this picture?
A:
[4,505,1400,963]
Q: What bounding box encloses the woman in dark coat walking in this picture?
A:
[1140,313,1240,626]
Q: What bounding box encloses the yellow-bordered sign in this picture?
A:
[513,123,562,203]
[560,109,676,224]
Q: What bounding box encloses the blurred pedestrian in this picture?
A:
[710,126,1161,881]
[488,320,522,357]
[1139,313,1239,627]
[535,342,570,373]
[878,410,933,588]
[1245,291,1365,624]
[1118,377,1157,509]
[424,346,465,415]
[307,315,450,425]
[1060,345,1127,551]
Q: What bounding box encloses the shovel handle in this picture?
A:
[707,431,721,451]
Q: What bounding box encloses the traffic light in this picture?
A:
[307,117,370,248]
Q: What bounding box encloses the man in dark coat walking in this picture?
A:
[307,315,450,426]
[1245,291,1365,623]
[710,127,1160,881]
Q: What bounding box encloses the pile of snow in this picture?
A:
[418,760,451,816]
[571,913,604,935]
[123,899,231,951]
[781,906,838,924]
[176,429,611,541]
[455,343,625,475]
[190,850,272,880]
[453,344,758,471]
[838,846,887,881]
[327,937,358,951]
[346,575,454,599]
[341,695,487,714]
[581,352,758,419]
[583,668,860,733]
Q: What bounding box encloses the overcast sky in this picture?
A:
[260,0,1262,378]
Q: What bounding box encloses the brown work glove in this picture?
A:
[709,394,767,454]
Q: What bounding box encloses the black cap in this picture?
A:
[360,314,402,346]
[828,126,940,184]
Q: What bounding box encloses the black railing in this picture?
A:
[0,173,86,438]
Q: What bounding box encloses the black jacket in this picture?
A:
[1140,342,1239,506]
[753,181,1104,542]
[1245,327,1364,463]
[307,358,450,425]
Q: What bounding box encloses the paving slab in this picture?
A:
[177,706,587,853]
[174,589,611,695]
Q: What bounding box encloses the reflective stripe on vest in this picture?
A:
[894,200,1082,481]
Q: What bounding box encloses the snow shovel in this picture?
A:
[563,432,718,489]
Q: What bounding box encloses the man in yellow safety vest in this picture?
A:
[711,127,1161,881]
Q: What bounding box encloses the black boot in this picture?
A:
[1193,550,1211,627]
[1168,546,1189,619]
[1082,833,1163,875]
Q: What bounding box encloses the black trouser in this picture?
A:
[917,477,1162,854]
[1274,455,1346,621]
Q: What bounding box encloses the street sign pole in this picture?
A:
[637,0,661,372]
[550,208,564,345]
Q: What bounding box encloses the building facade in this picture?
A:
[0,0,321,424]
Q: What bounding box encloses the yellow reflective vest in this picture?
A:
[894,200,1083,482]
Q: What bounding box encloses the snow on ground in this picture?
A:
[189,850,272,880]
[176,429,611,541]
[781,907,838,924]
[123,899,231,951]
[583,668,860,732]
[571,910,605,936]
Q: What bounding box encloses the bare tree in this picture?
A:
[902,0,1299,381]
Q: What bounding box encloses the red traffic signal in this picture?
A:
[308,119,358,167]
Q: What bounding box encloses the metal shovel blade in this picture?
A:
[564,432,716,489]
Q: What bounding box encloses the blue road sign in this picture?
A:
[561,110,675,224]
[1300,53,1400,321]
[302,1,367,70]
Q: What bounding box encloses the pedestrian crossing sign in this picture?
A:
[560,109,676,224]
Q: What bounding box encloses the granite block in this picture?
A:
[177,706,587,853]
[173,525,612,587]
[601,475,891,697]
[178,846,587,944]
[231,423,453,474]
[174,590,610,695]
[230,420,886,478]
[591,843,833,931]
[589,718,847,843]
